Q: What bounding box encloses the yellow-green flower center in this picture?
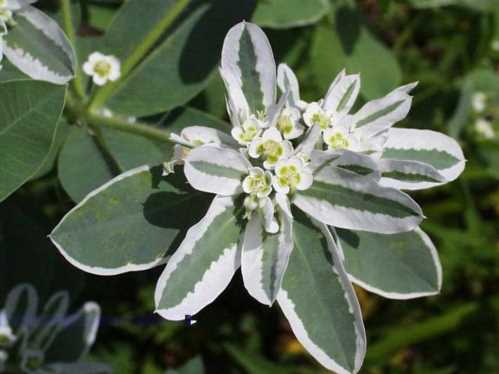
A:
[240,123,259,143]
[326,132,349,150]
[94,60,112,78]
[245,173,271,195]
[257,140,284,164]
[277,114,294,135]
[311,112,331,130]
[276,165,301,190]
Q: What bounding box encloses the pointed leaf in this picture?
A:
[277,63,301,109]
[378,159,447,190]
[336,228,442,299]
[241,196,293,305]
[277,210,365,374]
[5,284,38,334]
[323,70,360,115]
[0,80,65,202]
[155,196,243,320]
[221,21,276,114]
[50,166,210,275]
[382,128,465,184]
[45,302,101,362]
[184,145,250,196]
[294,167,423,234]
[4,6,75,84]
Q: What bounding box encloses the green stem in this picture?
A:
[84,111,175,145]
[87,0,191,112]
[60,0,86,100]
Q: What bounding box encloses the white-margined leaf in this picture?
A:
[277,63,301,108]
[335,227,442,299]
[378,159,447,190]
[4,6,76,84]
[277,210,365,374]
[353,83,417,138]
[5,283,38,334]
[155,196,243,320]
[294,166,423,234]
[311,149,380,180]
[221,21,276,114]
[382,128,465,184]
[45,302,101,362]
[323,69,360,115]
[50,166,210,276]
[184,145,250,196]
[241,194,293,306]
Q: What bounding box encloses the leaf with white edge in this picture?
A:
[184,145,250,196]
[335,227,442,299]
[50,166,210,275]
[221,21,276,114]
[45,302,101,362]
[378,159,447,190]
[241,195,293,306]
[252,0,329,29]
[5,284,38,334]
[323,69,360,115]
[382,128,465,184]
[277,63,301,109]
[277,210,366,374]
[0,80,65,202]
[155,196,243,321]
[4,6,76,84]
[29,291,70,352]
[294,167,423,234]
[352,83,416,138]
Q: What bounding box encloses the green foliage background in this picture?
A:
[1,0,499,372]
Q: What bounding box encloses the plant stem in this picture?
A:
[87,0,192,112]
[84,111,174,145]
[60,0,86,100]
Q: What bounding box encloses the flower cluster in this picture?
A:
[0,284,108,374]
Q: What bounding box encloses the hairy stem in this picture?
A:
[87,0,192,112]
[60,0,86,100]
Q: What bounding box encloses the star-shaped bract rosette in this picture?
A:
[154,21,426,374]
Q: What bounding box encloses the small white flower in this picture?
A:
[231,116,263,145]
[242,167,272,198]
[248,127,293,169]
[83,52,121,86]
[471,92,487,113]
[303,101,332,130]
[323,127,352,151]
[474,118,495,139]
[276,107,304,139]
[272,157,313,194]
[492,39,499,52]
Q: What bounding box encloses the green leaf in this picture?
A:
[100,0,255,117]
[277,210,365,374]
[336,228,442,299]
[252,0,330,29]
[58,125,168,202]
[155,196,243,320]
[311,4,402,100]
[4,6,76,84]
[50,165,211,275]
[0,80,66,202]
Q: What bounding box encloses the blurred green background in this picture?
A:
[1,0,499,372]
